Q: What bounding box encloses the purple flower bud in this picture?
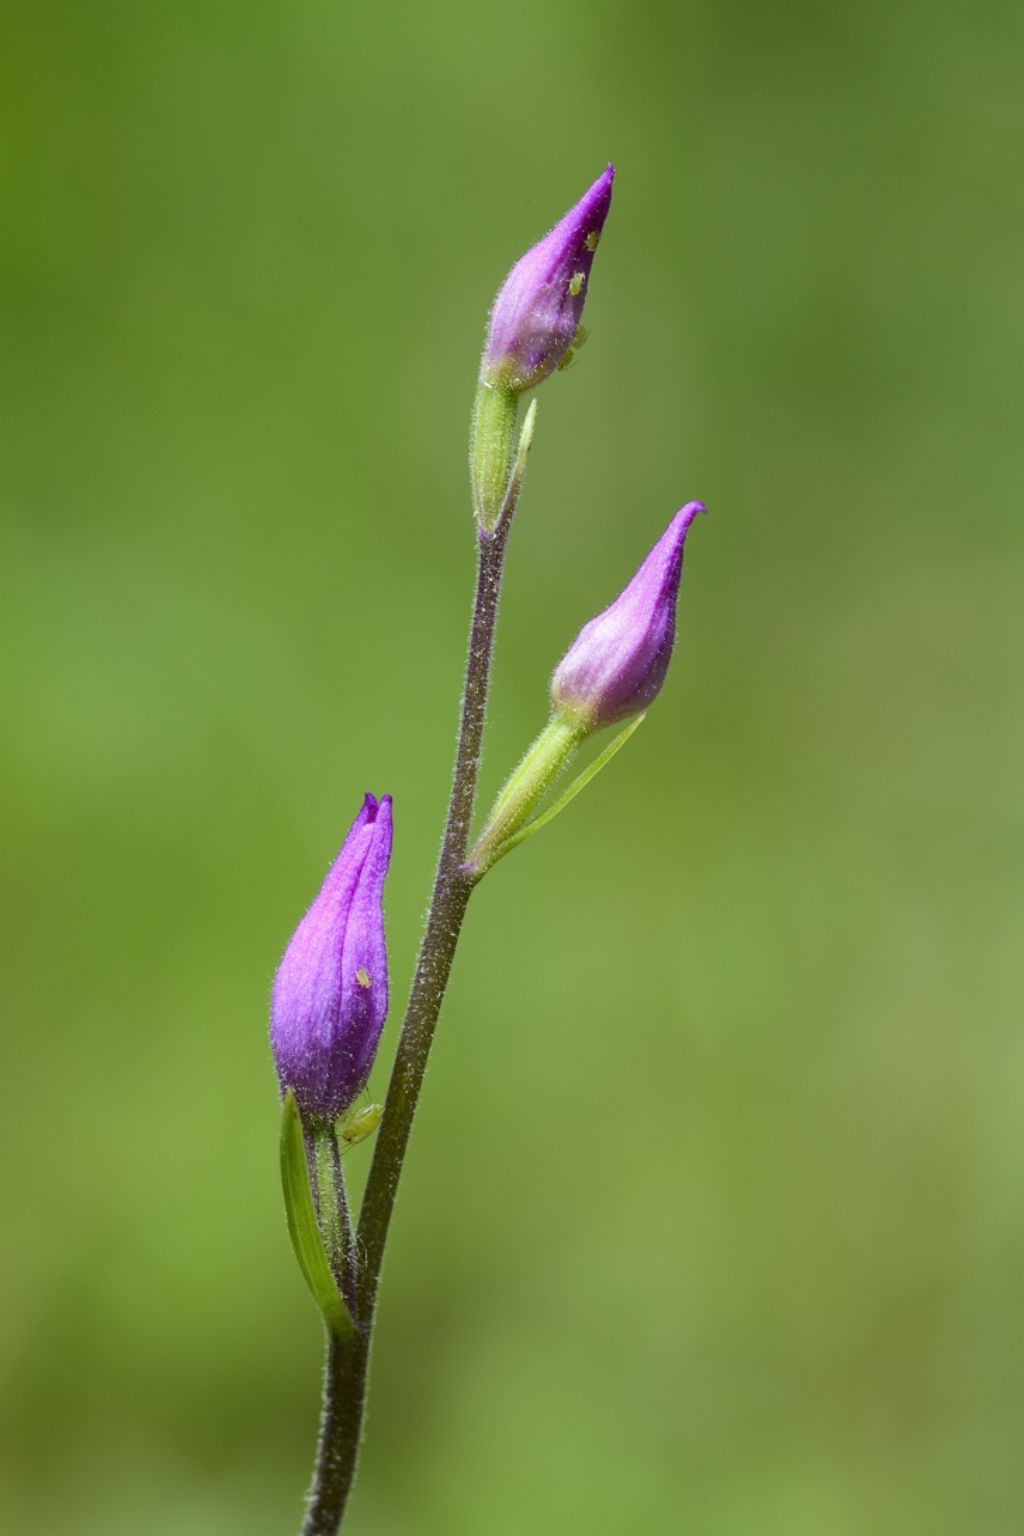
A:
[270,794,393,1122]
[551,502,707,732]
[483,165,614,393]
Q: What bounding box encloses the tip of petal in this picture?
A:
[362,792,395,824]
[585,164,615,210]
[676,501,708,534]
[565,166,614,236]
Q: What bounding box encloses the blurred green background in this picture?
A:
[2,0,1021,1531]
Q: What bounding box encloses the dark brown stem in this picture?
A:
[300,1329,369,1536]
[358,525,507,1295]
[298,524,509,1534]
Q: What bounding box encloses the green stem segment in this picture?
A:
[470,379,518,531]
[466,714,584,876]
[299,523,512,1535]
[312,1129,343,1262]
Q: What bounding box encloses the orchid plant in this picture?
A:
[269,164,707,1533]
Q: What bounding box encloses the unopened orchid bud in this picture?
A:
[551,502,707,733]
[467,503,706,877]
[270,794,393,1123]
[483,164,614,395]
[471,165,614,531]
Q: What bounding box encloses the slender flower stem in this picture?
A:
[328,1132,358,1316]
[301,1330,369,1536]
[299,522,511,1534]
[360,524,510,1282]
[467,714,583,874]
[306,1125,357,1318]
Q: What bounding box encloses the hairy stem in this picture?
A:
[298,523,510,1534]
[358,525,507,1289]
[301,1329,369,1536]
[328,1131,358,1317]
[306,1125,357,1319]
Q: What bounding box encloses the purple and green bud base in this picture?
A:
[470,165,615,532]
[468,503,705,874]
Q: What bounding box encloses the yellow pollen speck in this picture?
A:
[356,967,371,988]
[568,271,585,297]
[584,231,599,252]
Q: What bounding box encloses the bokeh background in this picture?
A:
[2,1,1022,1531]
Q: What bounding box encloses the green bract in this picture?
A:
[279,1092,354,1337]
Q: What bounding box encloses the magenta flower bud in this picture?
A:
[483,164,615,393]
[551,502,707,732]
[270,794,393,1122]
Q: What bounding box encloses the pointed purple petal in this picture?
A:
[551,502,706,730]
[484,166,615,392]
[270,793,394,1121]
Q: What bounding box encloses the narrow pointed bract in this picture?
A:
[551,502,707,732]
[270,794,393,1123]
[483,165,614,394]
